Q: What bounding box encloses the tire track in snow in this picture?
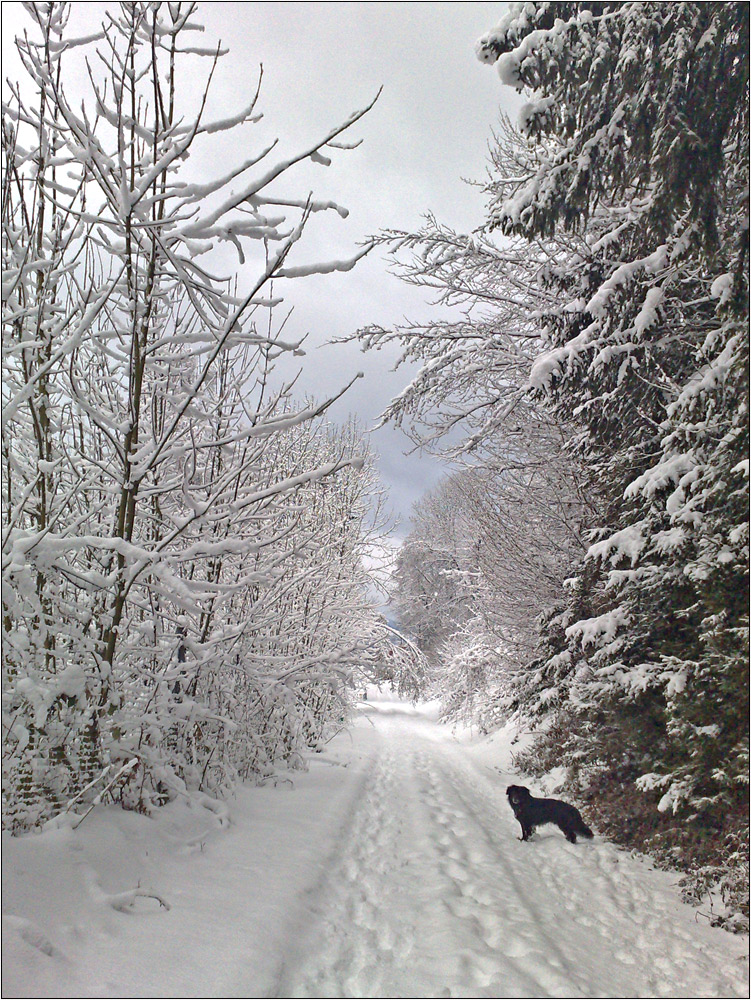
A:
[277,739,417,998]
[411,749,587,998]
[306,746,415,998]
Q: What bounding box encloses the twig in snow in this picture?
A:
[70,758,140,830]
[104,888,171,912]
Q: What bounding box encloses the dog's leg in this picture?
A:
[559,820,578,843]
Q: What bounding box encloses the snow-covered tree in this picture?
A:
[2,2,382,827]
[355,122,594,729]
[392,518,469,670]
[478,1,748,926]
[390,463,587,726]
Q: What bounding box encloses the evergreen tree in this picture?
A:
[478,1,748,926]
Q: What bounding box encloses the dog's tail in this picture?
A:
[577,815,594,839]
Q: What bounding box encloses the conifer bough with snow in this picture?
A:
[477,0,749,928]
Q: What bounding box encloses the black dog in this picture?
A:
[506,784,593,843]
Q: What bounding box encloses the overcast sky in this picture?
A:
[2,1,519,543]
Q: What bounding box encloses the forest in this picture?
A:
[2,0,748,944]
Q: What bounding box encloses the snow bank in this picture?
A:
[1,727,378,999]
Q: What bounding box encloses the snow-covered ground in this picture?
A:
[3,691,748,999]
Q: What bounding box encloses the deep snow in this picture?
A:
[2,691,748,999]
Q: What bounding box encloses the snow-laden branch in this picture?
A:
[2,2,386,832]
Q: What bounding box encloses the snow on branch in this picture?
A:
[2,1,386,831]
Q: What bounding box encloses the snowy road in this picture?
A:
[276,698,747,999]
[3,694,748,999]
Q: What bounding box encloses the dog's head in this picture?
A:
[506,784,531,806]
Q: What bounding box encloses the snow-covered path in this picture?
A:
[3,694,748,999]
[278,699,747,999]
